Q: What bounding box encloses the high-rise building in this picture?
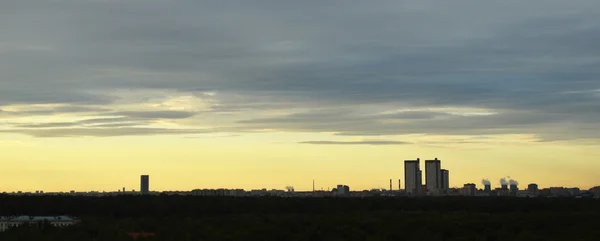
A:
[440,169,450,191]
[425,158,442,193]
[140,175,149,195]
[404,159,421,195]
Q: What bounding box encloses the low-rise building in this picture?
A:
[463,183,476,196]
[516,190,534,198]
[334,185,350,196]
[0,216,78,232]
[495,188,509,197]
[567,188,580,197]
[590,186,600,198]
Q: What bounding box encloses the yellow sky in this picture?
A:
[1,133,598,192]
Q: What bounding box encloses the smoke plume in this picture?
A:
[509,179,519,186]
[482,179,491,186]
[500,178,508,186]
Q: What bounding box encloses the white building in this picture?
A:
[404,159,421,195]
[425,158,441,195]
[0,216,78,232]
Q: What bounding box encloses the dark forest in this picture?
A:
[1,196,599,241]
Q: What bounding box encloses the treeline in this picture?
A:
[0,196,599,241]
[1,195,599,217]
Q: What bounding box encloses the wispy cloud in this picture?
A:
[111,110,197,119]
[0,127,214,138]
[299,140,410,145]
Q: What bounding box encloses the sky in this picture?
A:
[1,0,600,192]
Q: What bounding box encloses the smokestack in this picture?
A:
[398,179,401,191]
[509,179,519,192]
[482,179,491,193]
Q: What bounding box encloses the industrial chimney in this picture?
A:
[509,179,519,192]
[500,178,509,190]
[485,185,491,193]
[482,179,492,193]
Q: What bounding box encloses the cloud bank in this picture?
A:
[1,0,599,141]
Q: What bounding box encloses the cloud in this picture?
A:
[111,110,196,119]
[0,0,599,140]
[77,117,131,125]
[0,127,213,138]
[0,105,112,117]
[299,140,410,145]
[8,117,139,129]
[380,111,453,120]
[15,122,77,128]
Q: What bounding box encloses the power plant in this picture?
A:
[482,179,492,193]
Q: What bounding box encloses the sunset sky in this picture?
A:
[1,0,599,192]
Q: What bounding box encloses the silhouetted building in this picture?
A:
[440,169,450,192]
[527,183,539,196]
[591,186,600,198]
[191,189,245,197]
[495,187,509,197]
[510,184,518,192]
[550,187,567,197]
[140,175,149,195]
[417,170,423,193]
[336,185,350,196]
[463,183,476,196]
[567,188,580,197]
[421,185,428,194]
[404,159,421,195]
[425,158,441,194]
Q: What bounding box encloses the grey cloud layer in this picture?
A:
[1,0,599,139]
[0,127,211,138]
